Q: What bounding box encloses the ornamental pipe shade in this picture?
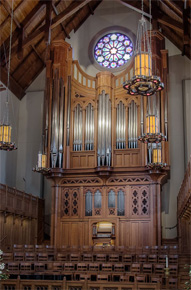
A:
[123,16,164,96]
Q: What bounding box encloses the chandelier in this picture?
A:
[123,1,164,96]
[0,0,17,151]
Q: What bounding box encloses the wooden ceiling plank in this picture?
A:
[52,2,70,39]
[0,2,46,64]
[0,0,25,30]
[162,0,183,17]
[22,1,46,30]
[11,0,92,54]
[182,7,190,55]
[31,45,45,65]
[0,66,25,99]
[17,25,24,60]
[161,23,191,59]
[51,0,92,29]
[157,14,183,33]
[12,36,44,77]
[0,0,21,28]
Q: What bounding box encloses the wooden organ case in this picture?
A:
[44,34,169,249]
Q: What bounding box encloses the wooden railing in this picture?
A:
[177,157,191,219]
[0,183,41,218]
[72,61,96,91]
[0,183,44,246]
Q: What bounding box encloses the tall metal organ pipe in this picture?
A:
[97,90,111,166]
[116,101,126,149]
[85,103,94,150]
[73,104,82,151]
[128,100,138,148]
[51,69,59,168]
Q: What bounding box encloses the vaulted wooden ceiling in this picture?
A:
[0,0,190,99]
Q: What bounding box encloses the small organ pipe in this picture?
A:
[135,102,137,148]
[131,101,133,148]
[141,96,144,136]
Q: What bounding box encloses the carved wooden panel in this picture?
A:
[130,186,150,217]
[61,188,79,217]
[114,149,141,167]
[71,152,95,168]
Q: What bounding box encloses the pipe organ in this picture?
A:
[42,36,169,248]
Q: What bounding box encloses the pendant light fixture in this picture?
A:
[146,143,167,170]
[123,0,164,96]
[0,0,17,151]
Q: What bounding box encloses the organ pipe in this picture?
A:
[50,69,59,168]
[85,103,94,150]
[73,104,82,151]
[66,76,71,146]
[128,100,138,148]
[116,101,126,149]
[97,90,111,166]
[58,78,64,168]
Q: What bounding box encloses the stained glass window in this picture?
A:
[94,33,133,69]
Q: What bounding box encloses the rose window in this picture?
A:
[94,33,133,69]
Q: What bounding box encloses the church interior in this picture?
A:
[0,0,191,289]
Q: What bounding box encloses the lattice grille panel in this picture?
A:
[72,191,79,216]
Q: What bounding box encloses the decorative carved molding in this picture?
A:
[60,177,103,186]
[107,177,151,184]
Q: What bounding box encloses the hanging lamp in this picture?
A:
[0,0,17,151]
[123,1,164,96]
[146,143,167,169]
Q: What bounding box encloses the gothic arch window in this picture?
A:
[94,190,102,208]
[117,190,125,216]
[85,190,92,216]
[108,190,115,208]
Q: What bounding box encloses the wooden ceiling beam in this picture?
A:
[22,1,46,30]
[12,36,44,78]
[9,0,92,55]
[162,0,183,17]
[161,24,191,59]
[0,0,21,28]
[0,0,25,30]
[0,66,25,99]
[45,0,53,45]
[157,14,183,33]
[52,2,70,39]
[31,45,45,65]
[0,2,46,64]
[182,6,190,55]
